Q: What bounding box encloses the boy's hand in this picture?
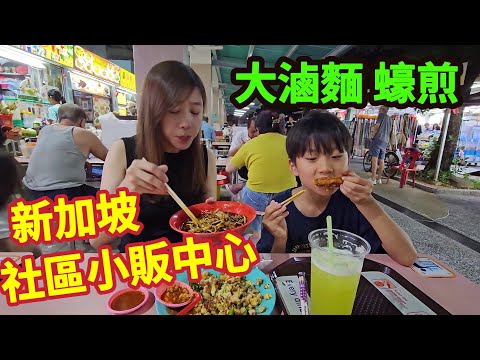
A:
[340,171,375,206]
[262,200,289,243]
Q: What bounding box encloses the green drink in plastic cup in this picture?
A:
[308,228,371,315]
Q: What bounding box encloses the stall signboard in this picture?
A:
[74,46,120,84]
[14,45,74,68]
[119,68,136,92]
[71,72,111,98]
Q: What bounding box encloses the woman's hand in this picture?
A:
[205,197,216,204]
[262,200,289,243]
[340,171,374,206]
[119,158,169,195]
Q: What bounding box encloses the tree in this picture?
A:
[423,56,480,173]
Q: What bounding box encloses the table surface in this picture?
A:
[15,156,104,165]
[212,142,231,147]
[1,252,479,315]
[216,157,229,167]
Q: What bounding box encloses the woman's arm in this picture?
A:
[90,140,170,249]
[99,140,127,193]
[204,148,217,201]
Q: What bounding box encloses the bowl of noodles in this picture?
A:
[169,201,256,243]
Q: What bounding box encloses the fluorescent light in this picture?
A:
[242,107,250,110]
[250,102,255,105]
[0,45,46,69]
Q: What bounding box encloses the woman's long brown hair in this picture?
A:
[136,61,207,198]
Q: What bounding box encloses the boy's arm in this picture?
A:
[356,200,417,266]
[340,172,417,266]
[261,200,289,253]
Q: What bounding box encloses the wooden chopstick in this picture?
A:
[165,183,200,226]
[164,183,200,226]
[280,189,305,207]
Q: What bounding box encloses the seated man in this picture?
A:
[22,104,108,201]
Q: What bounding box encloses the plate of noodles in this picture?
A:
[169,201,256,243]
[155,268,276,315]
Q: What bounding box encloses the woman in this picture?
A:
[89,61,217,252]
[47,89,66,124]
[226,109,297,241]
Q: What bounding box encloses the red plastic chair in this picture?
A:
[386,148,422,188]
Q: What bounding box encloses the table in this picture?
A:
[212,142,231,147]
[86,157,104,165]
[15,156,104,165]
[216,157,229,167]
[1,252,479,315]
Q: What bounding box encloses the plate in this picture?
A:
[155,267,276,315]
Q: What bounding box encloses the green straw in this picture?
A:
[326,215,333,253]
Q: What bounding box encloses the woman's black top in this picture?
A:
[119,135,208,252]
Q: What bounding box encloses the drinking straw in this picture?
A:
[326,215,333,253]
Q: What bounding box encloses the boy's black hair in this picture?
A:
[286,110,352,163]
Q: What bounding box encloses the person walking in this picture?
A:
[369,105,392,185]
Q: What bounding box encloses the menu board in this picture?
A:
[117,91,127,106]
[93,96,111,124]
[14,45,74,67]
[71,73,111,97]
[119,68,136,91]
[74,46,120,84]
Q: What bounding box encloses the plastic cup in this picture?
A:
[308,228,371,315]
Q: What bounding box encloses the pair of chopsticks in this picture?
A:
[280,189,305,207]
[141,157,201,226]
[164,183,200,226]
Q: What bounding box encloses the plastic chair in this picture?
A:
[386,147,423,188]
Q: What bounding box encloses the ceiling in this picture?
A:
[211,45,354,117]
[98,44,480,116]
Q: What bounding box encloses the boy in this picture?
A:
[257,111,417,267]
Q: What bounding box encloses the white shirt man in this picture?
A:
[228,117,259,157]
[226,117,258,196]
